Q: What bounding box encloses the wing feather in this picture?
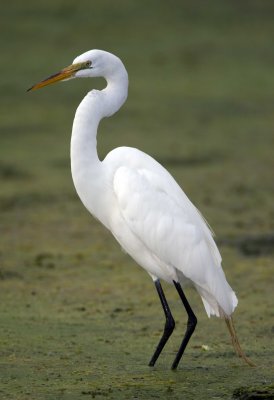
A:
[113,164,219,279]
[108,148,236,317]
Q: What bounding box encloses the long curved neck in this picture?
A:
[70,67,128,216]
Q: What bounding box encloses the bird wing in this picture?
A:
[112,160,222,287]
[107,147,237,317]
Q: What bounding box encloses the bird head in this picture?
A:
[27,50,126,91]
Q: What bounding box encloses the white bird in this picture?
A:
[28,49,253,368]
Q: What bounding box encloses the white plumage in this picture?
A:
[29,49,253,368]
[109,147,238,318]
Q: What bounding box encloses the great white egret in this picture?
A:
[28,49,254,369]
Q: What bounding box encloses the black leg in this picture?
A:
[172,281,197,370]
[149,279,175,367]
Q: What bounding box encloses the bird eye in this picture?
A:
[85,61,92,68]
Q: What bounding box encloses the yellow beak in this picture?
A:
[27,62,85,91]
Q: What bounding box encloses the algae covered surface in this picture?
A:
[1,1,274,399]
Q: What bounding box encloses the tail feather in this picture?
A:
[225,316,255,367]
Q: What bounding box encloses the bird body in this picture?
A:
[28,49,253,368]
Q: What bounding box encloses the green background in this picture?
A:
[0,1,273,399]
